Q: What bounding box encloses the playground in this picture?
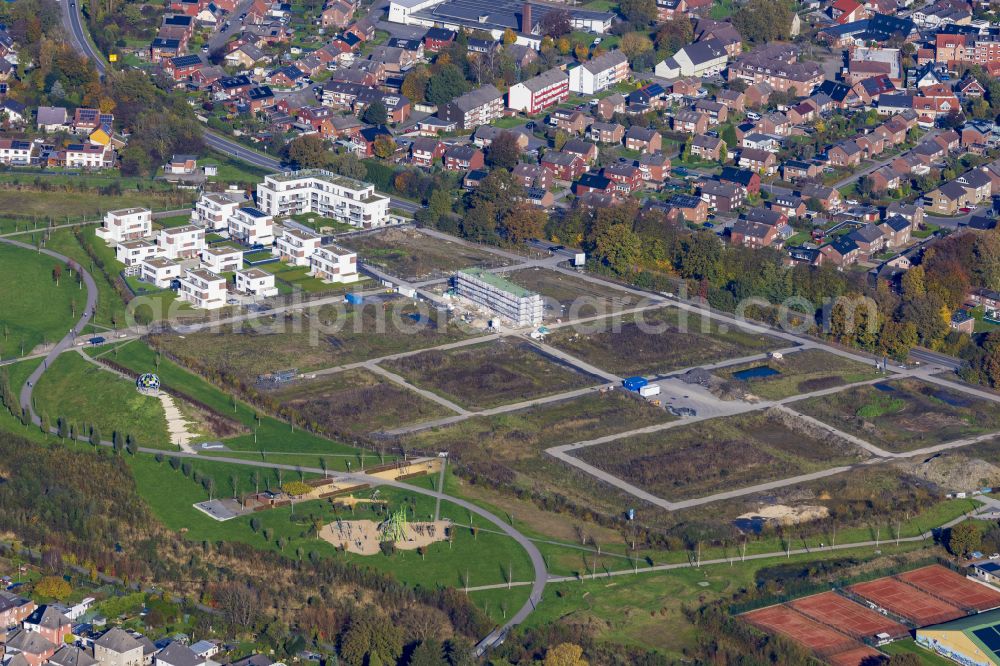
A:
[319,505,451,555]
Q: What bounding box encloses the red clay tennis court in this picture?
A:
[826,645,885,666]
[790,591,909,640]
[744,605,857,655]
[848,577,964,626]
[897,565,1000,612]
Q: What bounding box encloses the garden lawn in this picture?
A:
[0,243,83,358]
[33,352,171,448]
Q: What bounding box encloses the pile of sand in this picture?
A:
[319,519,450,555]
[898,454,1000,492]
[738,504,830,526]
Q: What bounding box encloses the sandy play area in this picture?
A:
[319,519,451,555]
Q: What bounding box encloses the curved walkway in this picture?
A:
[0,237,98,424]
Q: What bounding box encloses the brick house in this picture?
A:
[731,219,781,248]
[589,122,625,144]
[541,151,587,181]
[691,134,724,160]
[738,148,777,175]
[700,180,745,212]
[409,137,445,167]
[443,145,484,171]
[638,152,671,183]
[624,126,662,153]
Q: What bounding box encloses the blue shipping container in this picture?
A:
[622,376,647,391]
[345,293,363,305]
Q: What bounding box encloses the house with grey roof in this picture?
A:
[437,84,504,129]
[94,628,144,666]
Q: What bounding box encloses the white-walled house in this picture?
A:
[228,207,275,246]
[199,246,243,274]
[177,268,227,310]
[116,240,159,271]
[275,227,322,266]
[309,245,358,282]
[157,225,206,260]
[235,268,278,297]
[568,51,628,95]
[140,257,182,288]
[191,192,247,231]
[97,208,152,244]
[255,170,390,228]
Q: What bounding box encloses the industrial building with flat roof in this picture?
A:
[389,0,613,37]
[454,268,543,327]
[918,607,1000,665]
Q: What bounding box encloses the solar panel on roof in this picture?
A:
[974,627,1000,653]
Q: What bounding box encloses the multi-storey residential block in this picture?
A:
[235,268,278,297]
[568,50,629,95]
[507,67,569,114]
[454,267,543,327]
[0,138,34,165]
[256,170,390,228]
[177,268,227,309]
[141,257,182,288]
[309,245,359,282]
[275,227,323,266]
[228,207,274,246]
[438,84,504,130]
[157,224,206,260]
[64,143,111,169]
[191,192,247,231]
[116,240,159,271]
[98,208,152,244]
[199,246,243,274]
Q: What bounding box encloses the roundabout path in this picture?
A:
[0,235,545,655]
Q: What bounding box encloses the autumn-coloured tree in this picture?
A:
[502,205,546,245]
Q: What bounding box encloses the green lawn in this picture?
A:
[201,152,272,184]
[33,351,171,448]
[41,226,129,330]
[88,341,366,466]
[880,639,954,665]
[127,453,536,590]
[0,243,83,358]
[0,188,194,222]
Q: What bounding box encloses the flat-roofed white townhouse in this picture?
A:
[157,225,206,260]
[0,138,34,166]
[116,240,159,273]
[93,628,144,666]
[255,170,390,228]
[228,207,275,246]
[275,227,322,266]
[190,191,247,231]
[64,143,112,169]
[199,246,243,274]
[308,245,358,283]
[235,267,278,297]
[177,267,227,310]
[97,208,152,244]
[568,50,629,95]
[140,257,182,288]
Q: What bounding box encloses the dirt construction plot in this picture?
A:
[897,565,1000,612]
[847,577,965,626]
[716,349,882,401]
[572,408,866,501]
[546,306,784,377]
[381,338,599,411]
[743,605,858,656]
[149,299,471,382]
[338,227,512,280]
[791,378,1000,453]
[502,267,641,320]
[825,646,886,666]
[790,591,909,640]
[269,369,453,435]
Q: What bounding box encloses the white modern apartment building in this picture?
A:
[275,227,322,266]
[568,50,629,95]
[98,208,152,244]
[199,246,243,274]
[309,245,358,282]
[455,267,543,327]
[177,267,227,310]
[191,192,247,231]
[157,225,206,260]
[116,240,159,271]
[235,268,278,297]
[141,257,182,288]
[256,170,390,228]
[229,207,275,246]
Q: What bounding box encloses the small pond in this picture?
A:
[732,366,781,381]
